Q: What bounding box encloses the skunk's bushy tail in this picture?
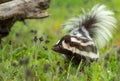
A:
[63,4,116,48]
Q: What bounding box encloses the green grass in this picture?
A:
[0,0,120,81]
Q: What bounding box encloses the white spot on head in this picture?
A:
[62,41,70,49]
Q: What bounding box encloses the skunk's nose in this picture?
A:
[52,45,60,52]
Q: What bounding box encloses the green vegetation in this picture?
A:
[0,0,120,81]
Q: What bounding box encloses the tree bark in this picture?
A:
[0,0,50,39]
[0,0,12,4]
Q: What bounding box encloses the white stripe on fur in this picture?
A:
[71,37,94,46]
[81,27,92,40]
[62,41,99,59]
[56,40,60,44]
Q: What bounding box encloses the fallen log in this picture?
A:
[0,0,50,39]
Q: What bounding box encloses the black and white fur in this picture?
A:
[52,4,116,64]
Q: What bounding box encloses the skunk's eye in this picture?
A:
[59,45,62,48]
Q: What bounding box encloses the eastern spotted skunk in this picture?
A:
[52,4,116,64]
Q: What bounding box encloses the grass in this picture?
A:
[0,0,120,81]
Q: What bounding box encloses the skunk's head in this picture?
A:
[52,35,72,55]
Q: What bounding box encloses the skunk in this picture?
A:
[52,4,116,64]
